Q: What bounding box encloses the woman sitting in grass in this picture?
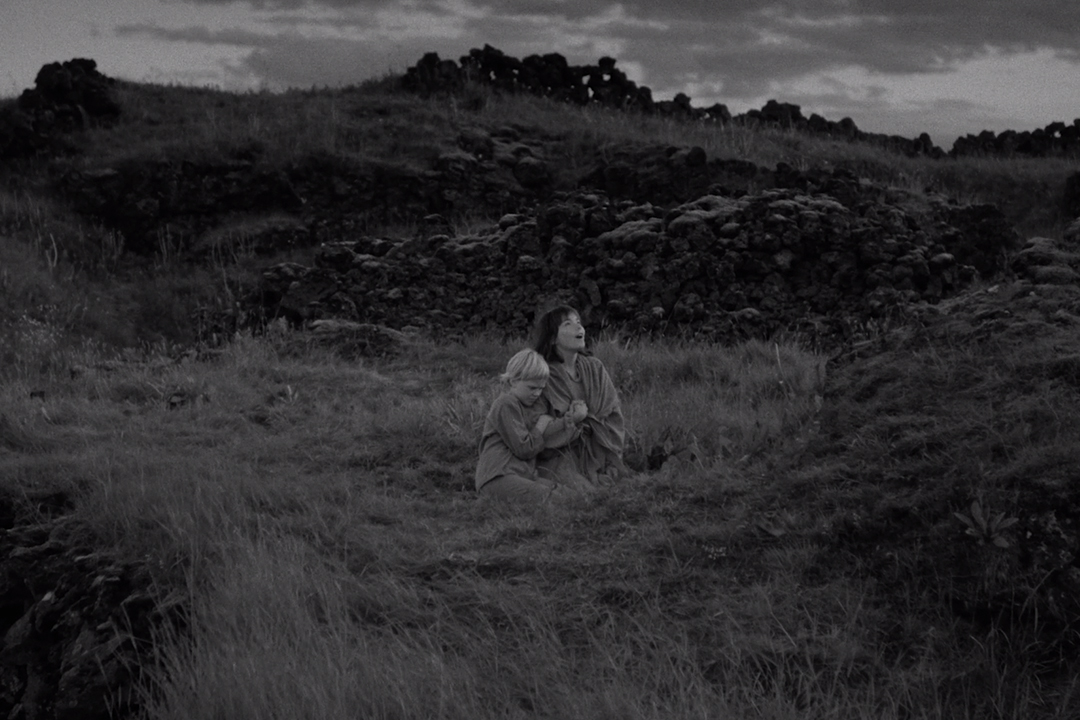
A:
[475,348,588,502]
[532,305,627,487]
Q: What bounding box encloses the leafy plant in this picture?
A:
[954,499,1019,548]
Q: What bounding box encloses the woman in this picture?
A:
[532,305,627,486]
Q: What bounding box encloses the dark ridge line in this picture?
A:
[400,44,1080,161]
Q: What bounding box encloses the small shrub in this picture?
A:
[955,499,1020,548]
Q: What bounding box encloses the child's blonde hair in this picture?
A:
[500,348,550,383]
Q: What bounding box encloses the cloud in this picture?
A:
[116,23,276,47]
[176,0,393,8]
[159,1,1080,85]
[237,35,465,86]
[117,1,671,88]
[117,20,472,87]
[122,0,1080,140]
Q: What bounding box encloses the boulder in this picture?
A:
[512,156,553,192]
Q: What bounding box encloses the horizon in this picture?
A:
[3,1,1080,148]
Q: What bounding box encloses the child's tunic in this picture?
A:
[474,392,549,491]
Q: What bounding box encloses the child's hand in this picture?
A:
[535,414,554,433]
[568,400,588,423]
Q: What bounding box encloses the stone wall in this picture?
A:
[400,45,948,159]
[250,177,1020,345]
[402,46,1080,161]
[951,123,1080,159]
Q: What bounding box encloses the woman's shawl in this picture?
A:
[542,355,627,480]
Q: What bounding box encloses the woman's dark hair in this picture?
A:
[532,305,582,363]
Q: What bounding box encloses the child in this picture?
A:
[475,348,588,502]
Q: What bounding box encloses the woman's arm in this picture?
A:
[578,359,628,474]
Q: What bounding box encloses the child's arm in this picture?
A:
[494,400,547,460]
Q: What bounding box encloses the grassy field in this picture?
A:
[2,329,827,718]
[3,300,1079,718]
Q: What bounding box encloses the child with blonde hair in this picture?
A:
[475,348,588,502]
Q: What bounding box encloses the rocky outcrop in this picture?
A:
[247,175,1019,345]
[0,59,120,160]
[0,488,182,720]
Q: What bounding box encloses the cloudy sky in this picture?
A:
[3,0,1079,147]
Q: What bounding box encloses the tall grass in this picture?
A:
[594,337,826,464]
[4,324,1077,718]
[0,331,810,718]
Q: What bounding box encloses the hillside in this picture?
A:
[1,54,1080,719]
[2,56,1078,350]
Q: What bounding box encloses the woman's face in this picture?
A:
[555,313,585,355]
